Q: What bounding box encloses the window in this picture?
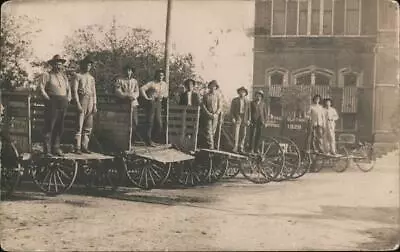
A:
[270,72,284,85]
[315,72,330,86]
[298,0,309,35]
[343,72,357,86]
[295,68,333,86]
[379,0,397,30]
[296,72,312,85]
[323,0,333,34]
[345,0,360,35]
[342,113,357,130]
[270,97,283,117]
[286,0,298,35]
[311,0,320,35]
[273,0,286,35]
[333,0,361,35]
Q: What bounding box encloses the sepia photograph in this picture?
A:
[0,0,399,250]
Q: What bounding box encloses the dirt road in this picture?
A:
[1,151,399,251]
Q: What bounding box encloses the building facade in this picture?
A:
[252,0,399,144]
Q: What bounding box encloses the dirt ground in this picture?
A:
[1,151,399,251]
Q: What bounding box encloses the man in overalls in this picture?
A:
[201,80,222,149]
[72,55,97,154]
[39,55,71,156]
[140,69,169,146]
[114,64,140,147]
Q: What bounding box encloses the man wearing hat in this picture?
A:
[179,79,200,107]
[230,86,251,153]
[114,63,140,147]
[39,55,71,156]
[201,80,222,149]
[72,55,97,154]
[140,69,169,146]
[249,90,268,153]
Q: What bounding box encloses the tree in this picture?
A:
[0,14,40,90]
[281,86,311,119]
[63,19,197,93]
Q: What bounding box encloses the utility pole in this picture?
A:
[164,0,172,144]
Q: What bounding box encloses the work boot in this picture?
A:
[82,148,91,154]
[52,149,64,156]
[74,148,82,155]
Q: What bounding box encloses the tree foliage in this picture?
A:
[63,19,197,93]
[0,14,40,90]
[281,86,311,118]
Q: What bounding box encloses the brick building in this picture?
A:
[252,0,399,146]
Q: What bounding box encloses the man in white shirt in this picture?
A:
[140,69,169,146]
[306,94,326,154]
[324,98,339,155]
[115,64,140,147]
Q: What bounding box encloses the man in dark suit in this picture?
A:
[249,90,268,153]
[230,86,251,153]
[179,78,200,107]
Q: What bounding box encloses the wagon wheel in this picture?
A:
[272,137,301,181]
[177,159,202,187]
[30,158,78,195]
[310,154,324,173]
[195,152,228,184]
[1,141,22,200]
[331,145,351,173]
[239,157,271,184]
[82,159,121,192]
[351,143,376,172]
[224,159,241,178]
[122,155,171,190]
[255,136,285,180]
[291,151,311,179]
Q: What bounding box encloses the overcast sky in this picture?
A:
[2,0,255,99]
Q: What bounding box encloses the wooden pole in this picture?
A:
[164,0,172,145]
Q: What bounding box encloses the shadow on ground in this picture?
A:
[3,181,215,207]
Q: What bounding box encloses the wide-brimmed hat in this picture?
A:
[47,54,66,65]
[237,86,248,96]
[208,80,219,89]
[183,78,196,88]
[255,90,264,97]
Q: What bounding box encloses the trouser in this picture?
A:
[204,115,219,149]
[307,125,325,153]
[249,119,262,152]
[233,114,247,152]
[325,122,336,154]
[74,97,94,151]
[43,95,68,153]
[145,99,163,144]
[130,105,138,144]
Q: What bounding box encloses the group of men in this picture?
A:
[39,54,171,156]
[38,54,339,157]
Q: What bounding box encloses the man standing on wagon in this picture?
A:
[201,80,222,149]
[39,55,72,156]
[249,90,268,153]
[114,64,140,147]
[72,55,97,154]
[230,86,251,153]
[140,69,169,146]
[179,78,200,107]
[306,94,326,154]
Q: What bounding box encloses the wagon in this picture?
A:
[1,92,121,196]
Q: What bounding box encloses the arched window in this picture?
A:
[270,72,284,85]
[296,72,312,85]
[293,66,333,86]
[339,69,361,87]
